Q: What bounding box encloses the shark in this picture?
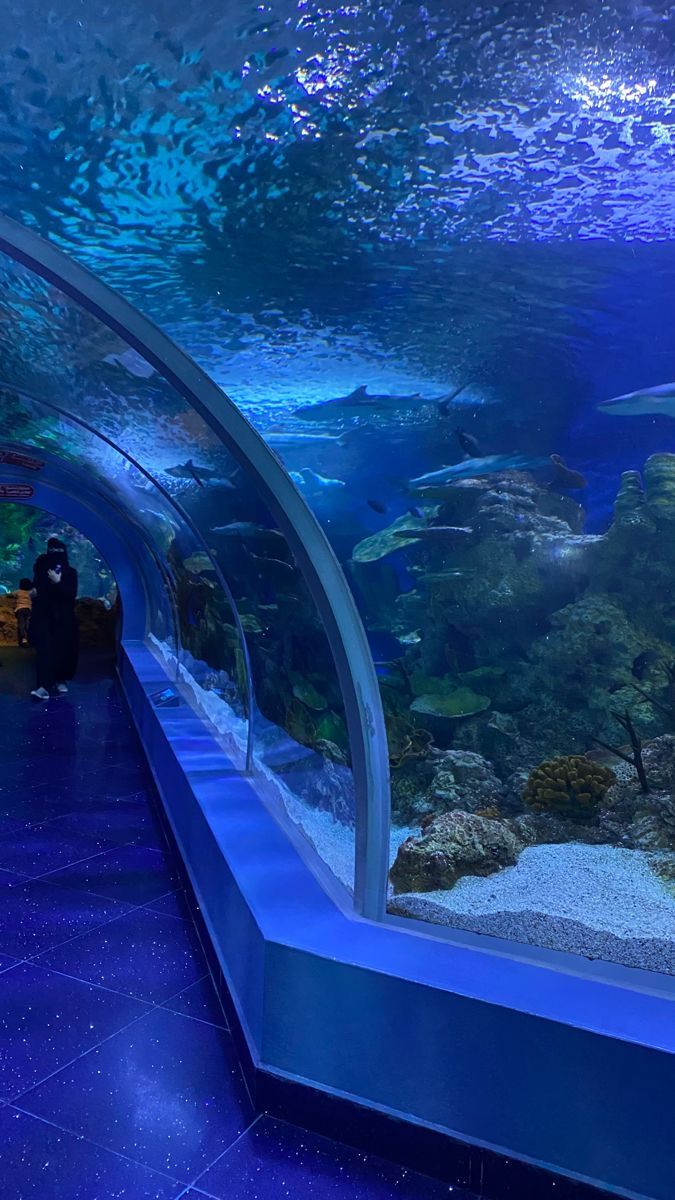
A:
[409,453,548,487]
[164,460,235,488]
[598,383,675,417]
[293,384,434,422]
[290,468,346,492]
[265,428,355,451]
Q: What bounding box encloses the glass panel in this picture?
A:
[1,3,673,966]
[0,253,356,894]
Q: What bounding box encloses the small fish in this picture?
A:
[211,521,283,539]
[248,551,296,577]
[408,506,425,519]
[598,382,675,417]
[367,499,387,514]
[455,427,481,457]
[410,454,548,487]
[632,650,661,680]
[549,454,587,490]
[419,569,471,582]
[392,526,474,543]
[397,630,422,645]
[293,384,429,422]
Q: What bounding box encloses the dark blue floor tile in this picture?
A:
[36,906,207,1003]
[0,824,115,877]
[0,1107,183,1199]
[162,976,228,1028]
[0,813,34,836]
[20,1006,254,1182]
[51,800,163,848]
[146,889,192,920]
[193,1117,461,1200]
[0,962,149,1100]
[46,843,179,904]
[0,876,132,958]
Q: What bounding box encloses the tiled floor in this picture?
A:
[0,648,463,1199]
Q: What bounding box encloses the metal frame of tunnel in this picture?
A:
[0,214,391,920]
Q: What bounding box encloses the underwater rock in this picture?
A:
[390,810,522,893]
[428,749,506,814]
[644,453,675,525]
[510,595,672,759]
[612,470,651,531]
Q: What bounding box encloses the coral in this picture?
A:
[390,810,521,893]
[592,710,650,794]
[523,755,615,818]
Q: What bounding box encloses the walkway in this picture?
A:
[0,649,463,1199]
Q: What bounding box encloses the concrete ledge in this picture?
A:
[119,639,675,1200]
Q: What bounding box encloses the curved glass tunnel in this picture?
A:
[0,219,391,915]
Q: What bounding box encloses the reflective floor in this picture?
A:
[0,648,461,1199]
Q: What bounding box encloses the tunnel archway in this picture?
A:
[0,214,390,916]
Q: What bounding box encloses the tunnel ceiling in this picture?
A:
[0,1,672,416]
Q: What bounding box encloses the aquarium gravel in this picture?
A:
[391,844,675,974]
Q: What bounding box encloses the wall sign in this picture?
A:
[0,450,45,471]
[0,483,34,499]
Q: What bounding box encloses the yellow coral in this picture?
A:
[523,755,615,818]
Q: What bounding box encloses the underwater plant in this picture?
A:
[523,755,615,818]
[592,710,650,794]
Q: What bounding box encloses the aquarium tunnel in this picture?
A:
[0,215,672,1200]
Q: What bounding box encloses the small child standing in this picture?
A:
[15,578,32,647]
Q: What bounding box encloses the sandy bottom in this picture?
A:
[390,842,675,974]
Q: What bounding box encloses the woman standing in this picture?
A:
[30,537,79,701]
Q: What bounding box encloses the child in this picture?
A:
[15,577,32,647]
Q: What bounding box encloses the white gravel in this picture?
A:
[415,843,675,941]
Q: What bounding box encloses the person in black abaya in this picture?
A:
[30,537,79,701]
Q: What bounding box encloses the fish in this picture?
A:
[549,454,587,490]
[408,506,425,519]
[367,499,387,514]
[211,521,284,540]
[165,460,235,488]
[418,569,472,582]
[438,384,470,416]
[598,383,675,417]
[265,429,354,451]
[396,630,422,645]
[392,526,474,543]
[410,454,548,487]
[103,349,157,378]
[289,468,346,491]
[248,551,296,580]
[293,384,430,422]
[454,427,481,457]
[632,650,661,680]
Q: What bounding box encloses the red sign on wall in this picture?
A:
[0,450,44,471]
[0,483,34,499]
